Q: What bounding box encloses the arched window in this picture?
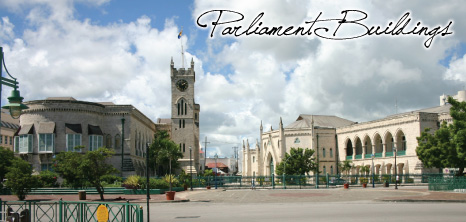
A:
[402,136,406,151]
[323,166,326,174]
[330,148,333,158]
[253,156,255,163]
[106,134,112,148]
[330,165,334,175]
[179,119,181,128]
[183,119,185,128]
[322,148,326,158]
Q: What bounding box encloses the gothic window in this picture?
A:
[177,103,180,115]
[323,166,326,174]
[322,147,326,158]
[185,102,187,114]
[294,138,300,143]
[253,156,255,163]
[179,119,181,128]
[115,134,121,149]
[183,143,186,152]
[330,148,333,158]
[402,136,407,151]
[330,165,334,175]
[106,134,112,148]
[183,119,185,128]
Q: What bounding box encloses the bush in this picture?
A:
[38,170,59,187]
[152,178,169,189]
[101,174,123,184]
[122,175,143,189]
[163,174,180,187]
[360,177,368,184]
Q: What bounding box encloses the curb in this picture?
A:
[378,199,466,203]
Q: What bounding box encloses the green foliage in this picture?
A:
[54,147,117,200]
[150,178,170,189]
[149,131,183,176]
[100,174,123,184]
[417,97,466,175]
[360,177,368,184]
[360,166,370,176]
[203,169,214,177]
[5,158,39,200]
[275,147,316,175]
[123,175,143,189]
[163,174,180,190]
[53,149,85,188]
[0,146,15,182]
[38,170,59,187]
[339,160,353,184]
[178,170,190,186]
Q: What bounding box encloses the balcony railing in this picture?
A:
[355,155,362,159]
[375,153,382,158]
[398,150,406,156]
[385,152,394,157]
[346,156,353,160]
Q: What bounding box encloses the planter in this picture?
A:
[183,184,188,191]
[384,181,389,187]
[343,183,349,189]
[206,186,211,190]
[165,191,176,200]
[362,183,367,188]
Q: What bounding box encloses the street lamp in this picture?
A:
[214,153,218,189]
[189,146,193,191]
[0,47,28,120]
[394,146,398,190]
[371,153,375,188]
[121,115,125,177]
[145,143,150,222]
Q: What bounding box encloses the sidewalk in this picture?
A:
[2,186,466,203]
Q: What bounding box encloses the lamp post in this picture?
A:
[394,146,398,190]
[0,47,28,130]
[214,153,218,189]
[121,115,125,177]
[189,146,193,191]
[371,153,375,188]
[145,143,150,222]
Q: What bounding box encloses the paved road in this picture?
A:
[150,201,466,222]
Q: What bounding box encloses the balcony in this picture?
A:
[375,153,382,158]
[385,152,394,157]
[355,155,362,160]
[364,154,373,159]
[346,156,353,160]
[397,150,406,156]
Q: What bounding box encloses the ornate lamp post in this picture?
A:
[214,153,218,189]
[394,146,398,189]
[189,146,193,191]
[0,47,28,122]
[121,115,125,177]
[371,153,375,188]
[145,143,150,222]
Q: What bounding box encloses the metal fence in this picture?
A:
[428,176,466,191]
[188,173,446,189]
[0,199,143,222]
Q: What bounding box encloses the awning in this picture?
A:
[65,123,82,134]
[88,124,103,135]
[38,122,55,134]
[18,124,34,135]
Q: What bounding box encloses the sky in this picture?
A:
[1,0,465,161]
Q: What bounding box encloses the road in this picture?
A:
[150,201,466,222]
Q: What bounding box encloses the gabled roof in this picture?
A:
[285,114,355,129]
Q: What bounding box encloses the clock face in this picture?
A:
[176,79,189,92]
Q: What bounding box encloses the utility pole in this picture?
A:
[203,137,210,172]
[232,146,238,174]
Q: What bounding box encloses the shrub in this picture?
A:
[122,175,142,189]
[152,178,169,189]
[360,177,368,184]
[163,174,180,187]
[101,174,123,184]
[38,170,59,187]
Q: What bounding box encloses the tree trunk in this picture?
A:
[456,167,464,176]
[96,185,105,200]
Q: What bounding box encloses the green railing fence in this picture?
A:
[428,176,466,191]
[187,173,447,189]
[0,199,143,222]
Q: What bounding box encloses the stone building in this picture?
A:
[170,58,200,175]
[15,97,155,176]
[243,90,466,177]
[0,110,20,151]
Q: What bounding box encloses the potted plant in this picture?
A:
[359,166,370,188]
[203,169,213,189]
[360,177,368,188]
[165,158,176,200]
[179,170,189,191]
[339,160,353,189]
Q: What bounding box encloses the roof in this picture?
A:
[385,104,451,119]
[157,118,171,124]
[206,163,228,168]
[46,97,76,101]
[285,115,355,129]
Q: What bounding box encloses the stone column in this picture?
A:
[382,143,386,157]
[353,147,356,159]
[362,145,366,159]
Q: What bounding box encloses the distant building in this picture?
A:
[205,156,233,175]
[0,110,20,151]
[243,90,466,177]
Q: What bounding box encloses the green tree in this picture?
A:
[416,97,466,175]
[149,131,183,176]
[5,158,39,200]
[80,147,118,200]
[339,160,353,183]
[360,165,370,176]
[0,147,15,183]
[53,149,85,188]
[275,147,316,175]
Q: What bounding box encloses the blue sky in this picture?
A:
[1,0,465,159]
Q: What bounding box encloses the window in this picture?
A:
[14,136,19,152]
[195,113,198,120]
[39,134,54,152]
[179,119,181,128]
[183,143,186,152]
[66,134,82,152]
[323,166,326,174]
[402,136,407,151]
[106,135,112,148]
[330,148,333,158]
[322,148,326,158]
[9,137,12,145]
[41,163,53,172]
[0,135,2,144]
[294,138,300,143]
[183,119,185,128]
[89,135,103,151]
[253,156,255,163]
[330,165,334,175]
[115,134,121,149]
[18,134,33,153]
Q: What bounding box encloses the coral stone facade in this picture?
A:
[16,97,155,176]
[243,90,465,177]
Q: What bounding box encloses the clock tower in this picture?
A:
[171,57,200,175]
